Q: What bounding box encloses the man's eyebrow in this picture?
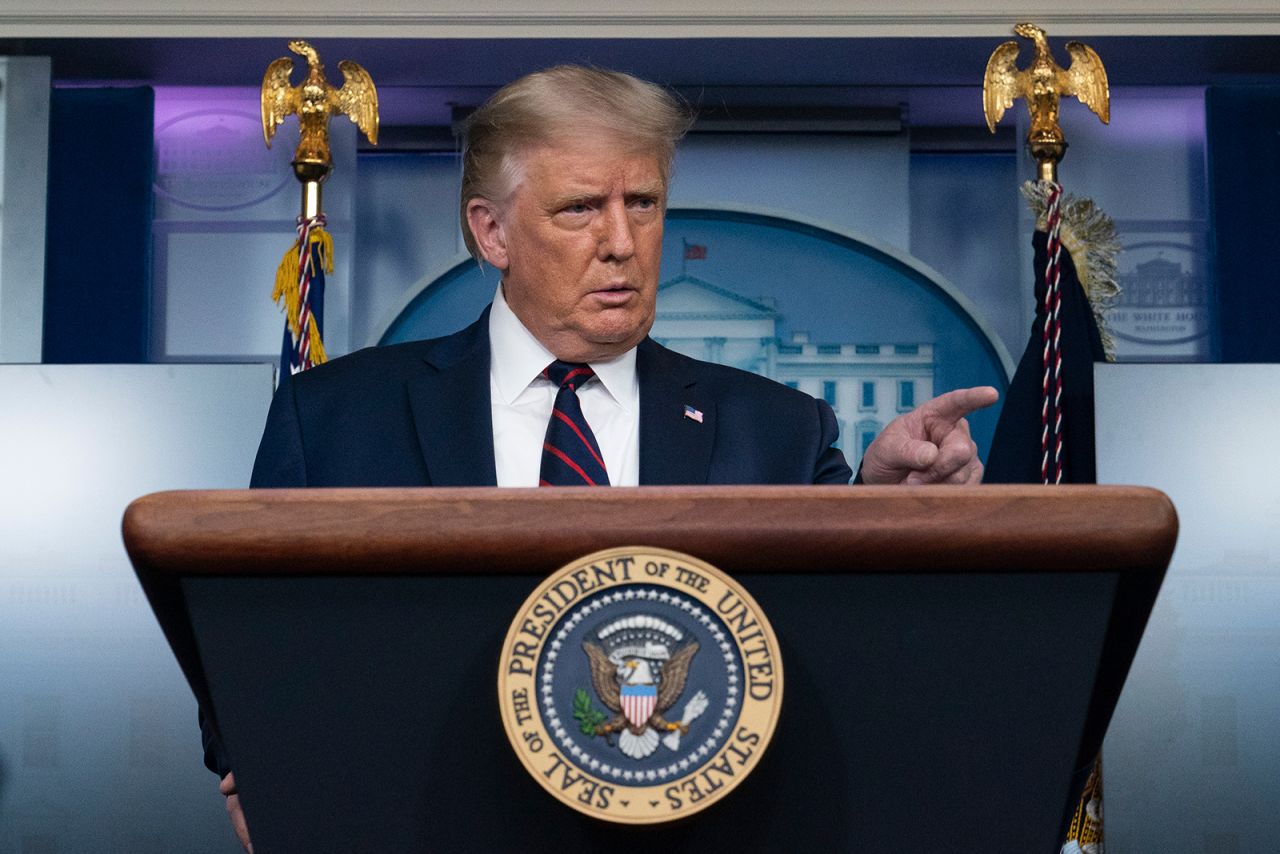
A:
[546,191,602,209]
[545,183,666,210]
[627,183,665,198]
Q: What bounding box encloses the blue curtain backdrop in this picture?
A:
[1207,86,1280,363]
[43,87,155,363]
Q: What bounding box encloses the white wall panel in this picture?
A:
[1097,363,1280,854]
[0,363,274,854]
[671,134,911,253]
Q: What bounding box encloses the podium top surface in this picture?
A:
[124,484,1176,577]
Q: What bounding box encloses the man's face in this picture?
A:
[475,135,666,363]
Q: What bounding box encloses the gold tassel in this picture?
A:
[306,304,328,364]
[271,227,334,366]
[271,242,302,338]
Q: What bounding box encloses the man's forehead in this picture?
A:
[516,135,666,188]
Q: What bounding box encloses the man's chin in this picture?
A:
[556,324,651,362]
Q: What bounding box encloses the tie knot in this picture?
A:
[544,360,595,392]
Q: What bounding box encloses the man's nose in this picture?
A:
[596,202,636,261]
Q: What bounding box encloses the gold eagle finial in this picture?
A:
[983,22,1109,182]
[261,39,379,182]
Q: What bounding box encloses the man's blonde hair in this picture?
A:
[459,65,692,258]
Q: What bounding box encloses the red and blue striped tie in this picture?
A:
[540,360,610,487]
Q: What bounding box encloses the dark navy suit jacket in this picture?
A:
[248,309,852,490]
[204,309,851,776]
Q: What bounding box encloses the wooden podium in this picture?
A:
[124,485,1175,853]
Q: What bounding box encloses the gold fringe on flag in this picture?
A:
[1062,756,1104,854]
[1022,181,1122,362]
[272,226,333,367]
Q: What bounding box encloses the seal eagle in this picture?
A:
[583,638,703,760]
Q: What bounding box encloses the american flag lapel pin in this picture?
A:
[683,404,704,424]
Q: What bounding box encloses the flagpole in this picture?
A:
[300,174,323,222]
[261,39,378,377]
[982,23,1116,852]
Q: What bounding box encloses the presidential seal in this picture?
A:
[498,546,783,824]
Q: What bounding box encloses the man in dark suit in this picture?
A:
[247,308,853,490]
[215,64,995,850]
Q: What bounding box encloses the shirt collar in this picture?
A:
[488,283,638,411]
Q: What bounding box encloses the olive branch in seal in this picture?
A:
[573,688,610,741]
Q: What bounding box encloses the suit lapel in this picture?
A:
[638,339,715,485]
[406,310,498,486]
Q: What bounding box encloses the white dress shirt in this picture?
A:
[489,286,640,487]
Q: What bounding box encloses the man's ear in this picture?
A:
[466,198,509,271]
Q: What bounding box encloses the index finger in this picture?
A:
[921,386,999,426]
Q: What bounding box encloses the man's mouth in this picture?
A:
[591,285,636,305]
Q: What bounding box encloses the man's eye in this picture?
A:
[563,203,590,215]
[633,198,657,210]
